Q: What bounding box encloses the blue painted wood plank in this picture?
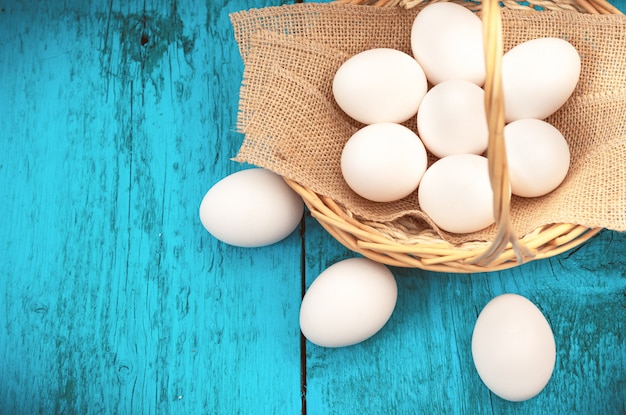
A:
[0,1,302,414]
[301,1,626,414]
[304,226,626,414]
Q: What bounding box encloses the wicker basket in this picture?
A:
[280,0,623,273]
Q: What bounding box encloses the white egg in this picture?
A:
[411,2,485,85]
[504,119,571,197]
[332,48,428,124]
[417,79,489,158]
[341,123,428,202]
[502,37,581,122]
[199,168,304,247]
[472,293,557,402]
[299,257,398,348]
[418,154,495,234]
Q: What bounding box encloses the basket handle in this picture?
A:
[472,0,535,265]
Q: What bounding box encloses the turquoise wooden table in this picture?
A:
[1,1,624,414]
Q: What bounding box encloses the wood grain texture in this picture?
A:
[305,225,626,414]
[0,1,301,414]
[0,0,624,414]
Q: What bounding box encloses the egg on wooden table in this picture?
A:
[332,48,428,124]
[502,37,581,122]
[341,122,428,202]
[411,2,485,85]
[471,293,557,402]
[417,154,495,234]
[504,119,571,197]
[299,257,398,348]
[199,168,304,247]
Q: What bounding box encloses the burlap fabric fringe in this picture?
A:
[230,3,626,245]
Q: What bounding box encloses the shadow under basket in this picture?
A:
[277,0,623,273]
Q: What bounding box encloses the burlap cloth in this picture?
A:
[229,3,626,244]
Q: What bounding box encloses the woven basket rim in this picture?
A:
[285,178,603,272]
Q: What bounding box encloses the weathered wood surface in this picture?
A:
[0,1,301,414]
[0,0,624,414]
